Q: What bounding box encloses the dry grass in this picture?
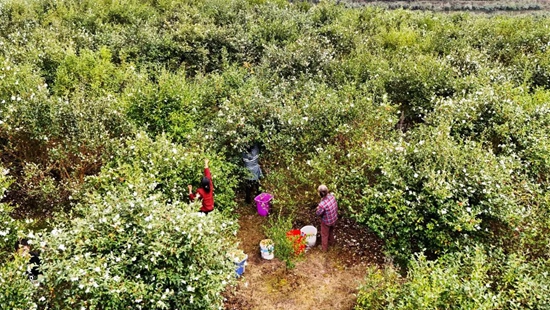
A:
[224,204,382,310]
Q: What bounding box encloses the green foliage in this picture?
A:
[0,52,134,215]
[126,69,199,140]
[2,0,550,307]
[263,211,300,269]
[356,247,550,310]
[0,166,19,262]
[0,255,37,310]
[52,47,131,97]
[94,132,239,212]
[352,124,522,263]
[35,182,238,309]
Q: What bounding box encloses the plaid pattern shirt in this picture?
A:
[316,194,338,226]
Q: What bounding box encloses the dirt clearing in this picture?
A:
[224,203,385,310]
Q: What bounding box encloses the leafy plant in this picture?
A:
[356,247,550,310]
[263,210,300,269]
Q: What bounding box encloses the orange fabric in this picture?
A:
[286,230,305,255]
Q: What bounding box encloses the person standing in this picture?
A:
[242,143,262,204]
[188,159,214,214]
[316,185,338,252]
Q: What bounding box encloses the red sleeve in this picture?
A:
[316,203,325,216]
[189,192,197,200]
[205,168,213,191]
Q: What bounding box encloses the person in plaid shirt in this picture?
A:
[316,184,338,252]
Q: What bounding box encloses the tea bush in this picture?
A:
[350,125,521,262]
[0,50,135,215]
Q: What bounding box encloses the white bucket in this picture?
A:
[300,225,317,248]
[260,239,274,260]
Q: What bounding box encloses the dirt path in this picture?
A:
[224,204,385,310]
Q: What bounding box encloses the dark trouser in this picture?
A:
[244,179,260,204]
[321,221,336,252]
[199,210,212,215]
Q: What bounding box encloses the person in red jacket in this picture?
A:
[188,158,214,214]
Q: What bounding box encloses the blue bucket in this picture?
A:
[235,254,248,277]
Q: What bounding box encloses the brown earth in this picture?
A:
[223,202,385,310]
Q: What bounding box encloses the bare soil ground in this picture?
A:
[224,203,385,310]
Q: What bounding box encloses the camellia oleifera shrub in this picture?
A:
[14,134,239,309]
[355,247,550,310]
[0,255,38,310]
[0,52,135,216]
[34,187,238,309]
[0,166,19,261]
[94,132,239,212]
[0,165,37,309]
[349,124,523,263]
[0,132,241,309]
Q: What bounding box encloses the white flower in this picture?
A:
[441,209,447,215]
[466,207,472,213]
[187,285,195,292]
[58,244,66,251]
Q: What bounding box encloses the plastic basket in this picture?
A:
[254,193,272,216]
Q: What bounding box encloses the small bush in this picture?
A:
[264,210,301,269]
